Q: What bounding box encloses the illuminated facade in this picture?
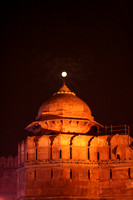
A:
[0,82,133,200]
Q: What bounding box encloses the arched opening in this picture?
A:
[117,154,120,160]
[88,148,90,160]
[34,170,36,179]
[70,146,72,159]
[36,149,37,160]
[88,170,90,180]
[50,145,52,159]
[51,169,53,179]
[109,147,111,159]
[110,169,112,179]
[70,169,72,179]
[97,152,100,161]
[60,150,62,159]
[128,168,131,179]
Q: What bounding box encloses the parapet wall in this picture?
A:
[0,156,17,200]
[0,156,17,168]
[18,133,133,164]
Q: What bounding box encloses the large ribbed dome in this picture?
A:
[37,84,93,121]
[26,83,102,134]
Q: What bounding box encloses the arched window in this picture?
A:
[88,170,90,180]
[70,147,72,159]
[50,145,52,159]
[117,154,120,160]
[88,148,90,160]
[70,169,72,179]
[34,170,36,179]
[36,149,38,160]
[109,147,111,159]
[110,169,112,179]
[60,150,62,159]
[128,168,131,179]
[97,152,100,161]
[51,169,53,179]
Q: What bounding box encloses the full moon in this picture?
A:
[61,71,67,77]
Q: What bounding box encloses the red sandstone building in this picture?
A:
[0,81,133,200]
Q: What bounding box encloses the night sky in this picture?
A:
[0,1,133,156]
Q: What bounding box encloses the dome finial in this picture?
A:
[61,71,67,85]
[53,71,75,96]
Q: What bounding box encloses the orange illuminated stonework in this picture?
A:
[27,83,101,134]
[0,83,133,200]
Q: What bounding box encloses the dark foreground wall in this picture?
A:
[0,156,17,200]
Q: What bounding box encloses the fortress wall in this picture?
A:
[0,156,17,200]
[23,164,133,198]
[16,134,133,199]
[0,156,17,168]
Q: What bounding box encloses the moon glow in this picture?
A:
[61,71,67,77]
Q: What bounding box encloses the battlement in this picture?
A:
[17,131,133,166]
[0,156,18,168]
[0,156,17,200]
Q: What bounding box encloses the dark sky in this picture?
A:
[0,1,133,156]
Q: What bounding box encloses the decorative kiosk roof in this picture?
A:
[26,78,102,134]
